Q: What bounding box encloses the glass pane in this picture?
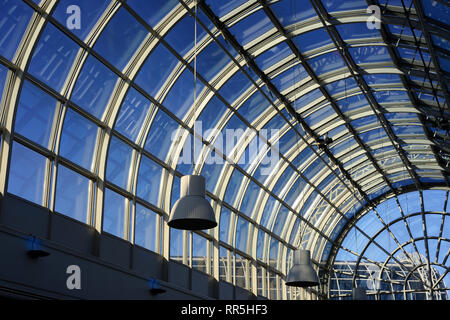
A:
[219,207,232,244]
[304,105,335,126]
[271,0,316,25]
[230,10,273,46]
[170,227,183,262]
[269,237,278,268]
[423,190,446,212]
[103,188,126,238]
[349,46,390,64]
[322,0,367,11]
[192,233,207,273]
[422,0,450,25]
[272,64,308,93]
[336,23,380,41]
[14,80,57,148]
[201,147,225,194]
[114,87,151,142]
[325,78,358,97]
[273,207,289,236]
[28,22,80,92]
[219,246,231,282]
[94,8,148,70]
[0,0,34,61]
[255,42,292,71]
[240,180,260,217]
[309,51,346,75]
[59,108,98,170]
[293,28,332,53]
[193,40,231,82]
[127,0,178,28]
[144,109,180,161]
[54,165,90,223]
[196,96,228,140]
[261,196,277,228]
[164,14,207,57]
[235,217,249,253]
[7,142,46,205]
[71,55,118,119]
[162,68,204,120]
[0,64,7,94]
[224,169,245,206]
[106,136,134,190]
[205,0,246,18]
[134,204,158,252]
[134,43,179,98]
[237,90,270,123]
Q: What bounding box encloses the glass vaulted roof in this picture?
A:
[0,0,449,300]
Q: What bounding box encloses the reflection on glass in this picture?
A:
[28,22,79,92]
[114,87,151,142]
[170,227,183,263]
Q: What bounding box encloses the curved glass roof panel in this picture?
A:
[93,7,148,70]
[292,28,333,53]
[71,54,118,119]
[2,0,449,301]
[127,0,178,28]
[28,22,80,92]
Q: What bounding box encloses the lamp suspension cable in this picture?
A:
[167,0,217,231]
[193,0,199,174]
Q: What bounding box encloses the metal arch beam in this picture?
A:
[377,235,450,294]
[411,0,450,111]
[324,183,449,274]
[343,191,450,292]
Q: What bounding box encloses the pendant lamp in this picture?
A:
[286,249,319,287]
[168,175,217,230]
[167,1,217,231]
[352,287,367,300]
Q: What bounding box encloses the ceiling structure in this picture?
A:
[0,0,449,300]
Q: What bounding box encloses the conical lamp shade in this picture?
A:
[352,287,367,300]
[286,249,319,287]
[168,175,217,230]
